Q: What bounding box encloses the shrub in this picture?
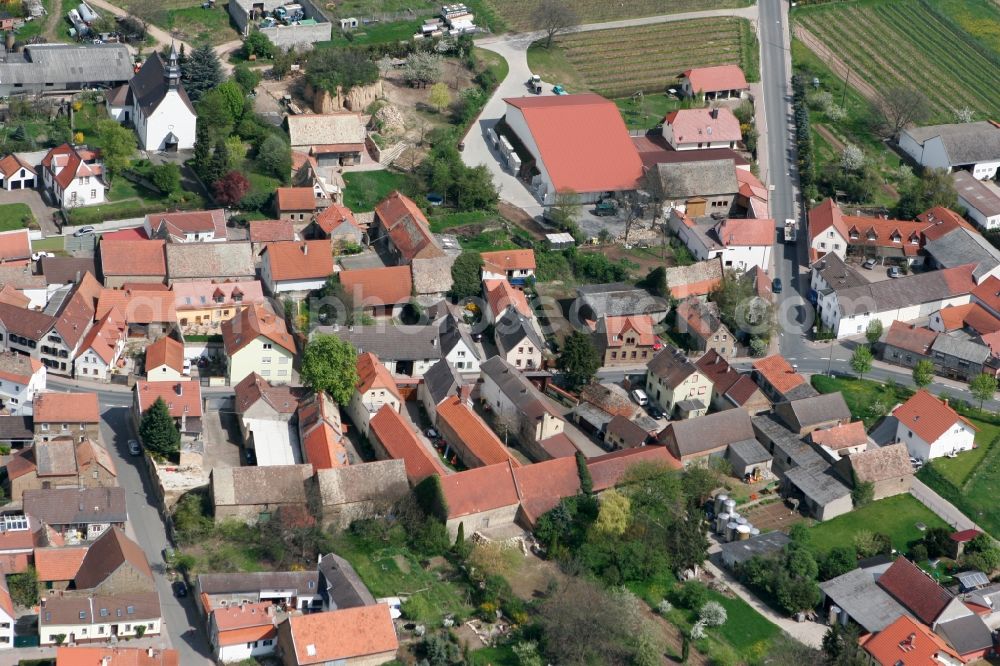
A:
[657,598,673,615]
[699,600,727,627]
[674,581,708,611]
[911,543,929,562]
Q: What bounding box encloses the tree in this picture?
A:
[257,134,292,181]
[134,625,146,638]
[699,601,727,627]
[970,372,998,411]
[243,30,275,59]
[402,51,442,88]
[894,167,957,219]
[193,121,213,174]
[216,80,248,126]
[912,359,935,389]
[196,91,236,143]
[558,330,600,389]
[428,82,452,113]
[851,480,874,507]
[213,171,250,206]
[547,189,580,234]
[592,489,631,536]
[819,546,858,581]
[823,623,867,666]
[95,120,136,183]
[224,136,248,170]
[7,567,38,607]
[865,319,883,346]
[301,335,359,405]
[150,163,181,194]
[850,345,873,380]
[306,48,378,94]
[139,397,181,457]
[637,266,668,298]
[576,451,593,495]
[532,0,578,48]
[954,106,975,123]
[182,43,224,102]
[202,138,230,186]
[234,64,262,94]
[841,143,864,173]
[923,527,953,559]
[872,86,931,139]
[448,251,482,301]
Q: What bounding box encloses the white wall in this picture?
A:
[218,638,275,663]
[896,419,975,461]
[972,161,1000,180]
[719,245,771,272]
[811,227,848,259]
[0,606,12,649]
[0,366,44,415]
[147,363,184,382]
[504,105,553,203]
[444,342,479,373]
[138,92,196,151]
[228,338,294,386]
[959,194,1000,231]
[830,294,972,339]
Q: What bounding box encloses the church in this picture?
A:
[106,45,197,152]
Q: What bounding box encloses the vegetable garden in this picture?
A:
[795,0,1000,120]
[547,17,755,99]
[486,0,749,31]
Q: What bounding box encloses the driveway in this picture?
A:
[3,188,59,237]
[461,6,760,214]
[200,409,242,472]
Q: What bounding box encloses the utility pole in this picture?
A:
[827,338,835,375]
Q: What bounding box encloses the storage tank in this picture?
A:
[714,493,728,514]
[750,528,761,537]
[737,525,752,541]
[723,499,736,514]
[736,516,748,527]
[728,512,741,523]
[78,3,97,23]
[715,512,730,534]
[726,522,738,542]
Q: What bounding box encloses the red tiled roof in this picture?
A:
[437,396,520,468]
[843,216,928,257]
[0,284,30,308]
[676,298,723,339]
[0,351,42,384]
[441,462,520,519]
[950,529,981,543]
[263,241,333,282]
[96,288,177,324]
[726,375,764,406]
[715,217,774,246]
[512,456,579,524]
[0,229,31,263]
[682,65,748,94]
[884,321,938,356]
[893,390,976,445]
[972,275,1000,316]
[374,192,441,261]
[480,249,536,274]
[221,304,295,356]
[146,210,226,239]
[860,615,960,666]
[369,404,444,484]
[135,380,202,417]
[173,280,264,311]
[314,203,360,235]
[484,279,531,318]
[78,307,126,365]
[752,354,806,394]
[811,421,868,450]
[34,546,88,582]
[0,154,34,179]
[586,446,681,492]
[217,624,278,648]
[275,187,316,212]
[355,352,401,399]
[504,94,644,193]
[145,336,184,375]
[100,240,166,277]
[234,372,302,414]
[917,206,976,240]
[537,432,578,459]
[695,349,743,395]
[877,557,954,625]
[34,392,99,423]
[936,303,1000,334]
[602,315,656,347]
[339,265,412,307]
[665,107,742,145]
[302,421,348,470]
[283,605,398,664]
[55,647,179,666]
[249,219,295,243]
[100,227,149,241]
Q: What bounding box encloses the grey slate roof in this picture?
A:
[0,415,33,441]
[751,413,826,469]
[923,226,1000,281]
[606,414,650,448]
[438,315,478,360]
[936,614,994,655]
[785,459,852,506]
[165,242,255,281]
[777,393,851,431]
[422,359,462,406]
[727,438,771,465]
[571,401,614,430]
[819,568,911,633]
[719,531,790,566]
[576,283,669,319]
[903,122,1000,166]
[954,170,1000,218]
[317,552,376,610]
[810,253,867,292]
[930,332,990,364]
[211,464,311,506]
[495,307,543,355]
[314,324,442,362]
[0,44,134,88]
[480,355,558,421]
[830,268,975,316]
[39,256,97,286]
[647,158,739,199]
[661,409,755,457]
[198,571,320,596]
[128,52,196,117]
[646,346,699,389]
[23,487,127,525]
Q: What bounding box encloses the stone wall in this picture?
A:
[307,80,384,113]
[311,459,409,530]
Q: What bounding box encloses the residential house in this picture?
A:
[0,513,45,573]
[260,241,334,297]
[480,249,535,284]
[40,144,106,208]
[275,605,398,666]
[5,437,117,502]
[94,288,177,340]
[286,112,366,167]
[657,409,755,466]
[143,210,226,243]
[694,350,769,414]
[662,107,742,151]
[604,414,652,450]
[249,220,297,258]
[368,405,445,485]
[928,332,996,381]
[0,229,31,265]
[34,545,88,592]
[954,170,1000,231]
[808,198,921,262]
[164,242,255,285]
[439,463,521,537]
[0,303,56,364]
[834,442,912,501]
[774,392,851,435]
[316,324,441,378]
[810,421,870,460]
[210,465,313,525]
[594,315,659,366]
[23,486,127,541]
[111,48,196,151]
[929,303,1000,336]
[370,191,456,297]
[0,416,34,449]
[0,154,36,191]
[0,263,47,309]
[576,283,670,324]
[144,336,185,381]
[972,274,1000,319]
[73,308,127,382]
[0,351,45,415]
[347,352,401,437]
[316,552,376,613]
[435,396,520,469]
[438,315,480,373]
[233,372,303,465]
[898,121,1000,180]
[809,252,867,302]
[311,459,408,529]
[0,576,13,648]
[679,65,748,99]
[644,346,712,418]
[297,392,348,470]
[291,151,343,203]
[221,304,296,386]
[672,216,773,273]
[173,280,265,333]
[922,211,1000,284]
[55,647,179,665]
[99,240,167,288]
[479,355,571,461]
[196,570,322,611]
[893,390,976,461]
[133,380,203,440]
[337,266,412,317]
[647,159,739,217]
[38,527,160,645]
[307,204,362,244]
[664,259,724,300]
[881,321,937,371]
[501,94,643,205]
[675,298,736,358]
[483,279,532,323]
[33,392,101,442]
[208,602,278,663]
[275,188,319,223]
[418,359,464,424]
[860,616,962,666]
[494,307,543,370]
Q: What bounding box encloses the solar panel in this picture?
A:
[958,571,990,588]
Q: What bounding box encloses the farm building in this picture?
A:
[228,0,331,48]
[679,65,749,99]
[953,171,1000,231]
[501,94,643,205]
[287,113,366,167]
[0,44,135,97]
[898,121,1000,180]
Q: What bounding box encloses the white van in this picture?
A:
[631,388,648,406]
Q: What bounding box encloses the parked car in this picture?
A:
[31,251,55,261]
[182,359,192,376]
[73,226,95,236]
[424,428,439,439]
[128,439,141,456]
[162,546,175,562]
[888,266,902,278]
[772,278,782,294]
[173,581,188,597]
[630,388,648,406]
[553,84,567,95]
[862,258,877,270]
[645,404,665,420]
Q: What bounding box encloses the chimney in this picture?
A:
[302,243,309,256]
[459,383,473,404]
[181,406,188,433]
[943,398,949,406]
[176,383,183,396]
[710,107,719,119]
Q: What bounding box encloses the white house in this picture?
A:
[259,241,334,297]
[480,249,535,285]
[0,576,14,650]
[893,390,976,461]
[494,307,543,370]
[40,143,106,208]
[144,210,227,243]
[670,212,773,272]
[954,171,1000,231]
[439,315,480,374]
[347,352,401,437]
[0,350,45,414]
[0,154,36,191]
[209,602,277,663]
[73,308,126,382]
[109,46,197,152]
[898,121,1000,180]
[662,108,742,151]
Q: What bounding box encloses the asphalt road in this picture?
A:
[48,379,215,665]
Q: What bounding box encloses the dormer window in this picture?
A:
[866,230,877,241]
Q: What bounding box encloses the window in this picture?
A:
[126,606,135,615]
[263,639,273,646]
[279,356,289,364]
[515,358,521,367]
[517,347,523,353]
[261,369,271,377]
[79,611,86,620]
[90,189,97,198]
[263,343,273,350]
[262,357,271,364]
[611,351,617,360]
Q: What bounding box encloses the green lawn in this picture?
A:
[925,417,1000,487]
[32,237,65,252]
[708,589,780,654]
[342,170,414,211]
[474,47,509,85]
[614,94,683,130]
[525,42,591,94]
[167,4,240,45]
[318,19,420,47]
[0,204,33,231]
[810,374,914,428]
[427,210,496,233]
[807,494,949,555]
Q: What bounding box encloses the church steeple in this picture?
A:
[165,42,181,91]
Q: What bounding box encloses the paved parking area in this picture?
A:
[201,410,243,470]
